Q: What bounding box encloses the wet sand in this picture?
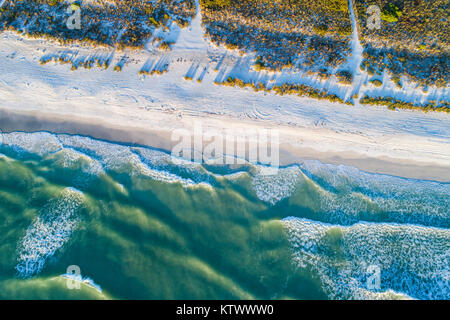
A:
[1,108,449,182]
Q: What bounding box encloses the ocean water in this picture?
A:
[0,131,448,300]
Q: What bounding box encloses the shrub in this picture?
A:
[336,70,353,85]
[313,25,329,36]
[201,0,232,9]
[158,41,173,51]
[381,4,402,23]
[370,79,383,87]
[391,76,402,88]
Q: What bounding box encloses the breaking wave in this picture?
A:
[251,166,303,205]
[1,131,448,300]
[282,217,450,300]
[298,160,450,227]
[15,188,84,278]
[1,132,448,229]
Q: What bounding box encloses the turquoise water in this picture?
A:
[0,131,448,300]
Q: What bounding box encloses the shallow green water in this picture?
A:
[0,132,448,299]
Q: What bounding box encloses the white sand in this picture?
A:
[0,26,449,181]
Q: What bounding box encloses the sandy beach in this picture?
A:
[0,1,449,302]
[0,29,449,182]
[1,108,449,182]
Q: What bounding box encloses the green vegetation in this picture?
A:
[336,70,353,85]
[158,41,174,51]
[200,0,232,9]
[148,17,159,28]
[220,74,448,113]
[253,56,265,71]
[355,0,447,51]
[70,2,81,11]
[313,24,329,36]
[221,77,346,104]
[391,76,402,88]
[0,0,195,49]
[200,0,352,71]
[360,95,450,113]
[40,54,111,71]
[47,0,62,6]
[355,0,448,87]
[369,79,383,87]
[337,25,352,37]
[380,3,402,23]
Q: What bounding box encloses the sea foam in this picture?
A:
[3,131,449,229]
[299,160,450,227]
[16,188,84,278]
[282,217,450,300]
[251,166,303,205]
[57,134,212,188]
[1,132,62,157]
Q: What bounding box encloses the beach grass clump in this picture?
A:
[391,75,402,89]
[40,53,111,71]
[360,95,450,113]
[139,68,168,76]
[253,56,266,72]
[222,76,345,104]
[369,79,383,87]
[336,70,353,85]
[158,41,174,51]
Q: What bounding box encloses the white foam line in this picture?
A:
[59,273,103,294]
[57,134,213,188]
[283,216,450,232]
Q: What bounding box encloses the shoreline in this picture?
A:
[0,29,449,183]
[1,108,449,182]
